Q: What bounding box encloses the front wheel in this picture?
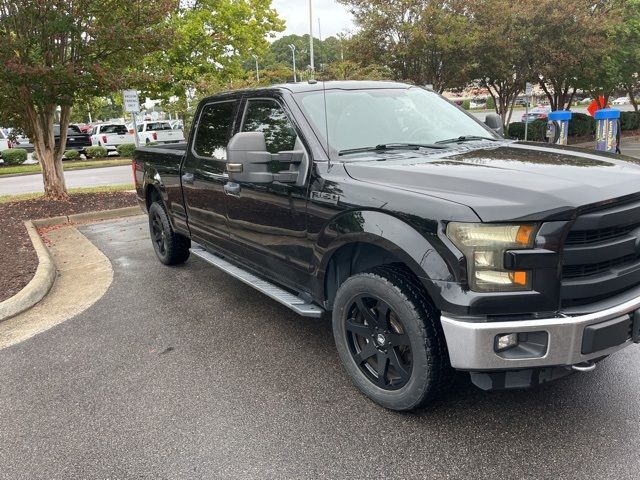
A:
[332,266,453,411]
[148,201,190,265]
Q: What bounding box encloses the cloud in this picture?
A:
[271,0,355,38]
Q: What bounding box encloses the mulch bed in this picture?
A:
[0,192,137,303]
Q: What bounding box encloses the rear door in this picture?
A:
[181,98,240,248]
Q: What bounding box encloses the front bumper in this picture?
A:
[441,294,640,370]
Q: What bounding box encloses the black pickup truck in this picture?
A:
[134,81,640,411]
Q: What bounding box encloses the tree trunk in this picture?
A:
[24,99,69,199]
[626,84,638,112]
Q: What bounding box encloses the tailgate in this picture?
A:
[106,133,134,145]
[157,130,184,142]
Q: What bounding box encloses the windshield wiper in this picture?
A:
[338,142,446,156]
[436,135,499,145]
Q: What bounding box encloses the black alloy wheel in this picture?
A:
[345,295,412,390]
[150,207,167,257]
[147,201,190,265]
[332,266,453,410]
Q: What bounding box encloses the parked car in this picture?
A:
[90,123,135,153]
[521,106,551,123]
[514,98,531,107]
[136,121,185,145]
[612,96,631,105]
[134,81,640,411]
[0,128,9,151]
[469,99,486,109]
[54,124,91,156]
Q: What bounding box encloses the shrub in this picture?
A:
[620,111,640,131]
[64,150,80,160]
[461,99,470,110]
[507,120,547,141]
[1,148,28,165]
[116,143,136,157]
[85,145,108,158]
[485,96,495,110]
[568,112,596,137]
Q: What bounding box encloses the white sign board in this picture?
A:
[123,89,140,113]
[525,82,533,96]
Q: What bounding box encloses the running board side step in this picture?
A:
[189,244,324,318]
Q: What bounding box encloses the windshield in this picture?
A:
[296,87,497,157]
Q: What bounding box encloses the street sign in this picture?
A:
[525,83,533,96]
[123,90,140,113]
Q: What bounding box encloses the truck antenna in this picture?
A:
[322,79,331,167]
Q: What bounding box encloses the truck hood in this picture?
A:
[342,142,640,222]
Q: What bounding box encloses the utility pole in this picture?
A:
[288,44,297,83]
[318,18,322,68]
[251,54,260,82]
[309,0,314,71]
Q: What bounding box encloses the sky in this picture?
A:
[271,0,355,39]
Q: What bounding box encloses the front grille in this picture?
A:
[563,254,637,279]
[565,222,640,246]
[561,198,640,306]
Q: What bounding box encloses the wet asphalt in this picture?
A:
[1,216,639,479]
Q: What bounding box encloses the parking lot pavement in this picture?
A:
[1,216,640,479]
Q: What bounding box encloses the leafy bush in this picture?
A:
[485,96,495,110]
[63,150,80,160]
[462,99,470,110]
[116,143,136,157]
[85,145,108,158]
[1,148,28,165]
[620,112,640,131]
[507,120,547,141]
[568,112,596,137]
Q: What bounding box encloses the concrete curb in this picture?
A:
[0,221,56,322]
[0,206,143,323]
[31,206,142,227]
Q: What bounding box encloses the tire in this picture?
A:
[332,265,453,411]
[148,201,191,265]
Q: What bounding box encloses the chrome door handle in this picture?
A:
[224,182,241,196]
[182,172,195,185]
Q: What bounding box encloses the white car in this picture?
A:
[90,124,135,152]
[0,129,9,151]
[137,121,185,145]
[612,96,631,105]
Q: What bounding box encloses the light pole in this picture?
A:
[309,0,314,71]
[251,54,260,82]
[288,44,297,83]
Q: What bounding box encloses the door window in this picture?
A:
[193,101,237,160]
[241,99,297,154]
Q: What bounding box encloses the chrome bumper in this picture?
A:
[441,295,640,370]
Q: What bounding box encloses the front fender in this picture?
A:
[315,210,458,308]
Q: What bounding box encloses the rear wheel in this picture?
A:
[148,201,190,265]
[332,266,453,411]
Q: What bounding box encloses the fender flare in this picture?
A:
[316,210,455,305]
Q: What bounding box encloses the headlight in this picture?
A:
[446,223,537,292]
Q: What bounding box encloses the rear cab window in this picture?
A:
[193,100,238,161]
[146,122,172,131]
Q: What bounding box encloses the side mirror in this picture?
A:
[226,131,304,184]
[485,113,504,137]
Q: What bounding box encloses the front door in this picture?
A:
[182,99,239,249]
[224,96,312,291]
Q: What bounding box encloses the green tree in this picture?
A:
[340,0,474,92]
[144,0,284,102]
[470,0,531,128]
[0,0,174,199]
[613,0,640,112]
[528,0,615,110]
